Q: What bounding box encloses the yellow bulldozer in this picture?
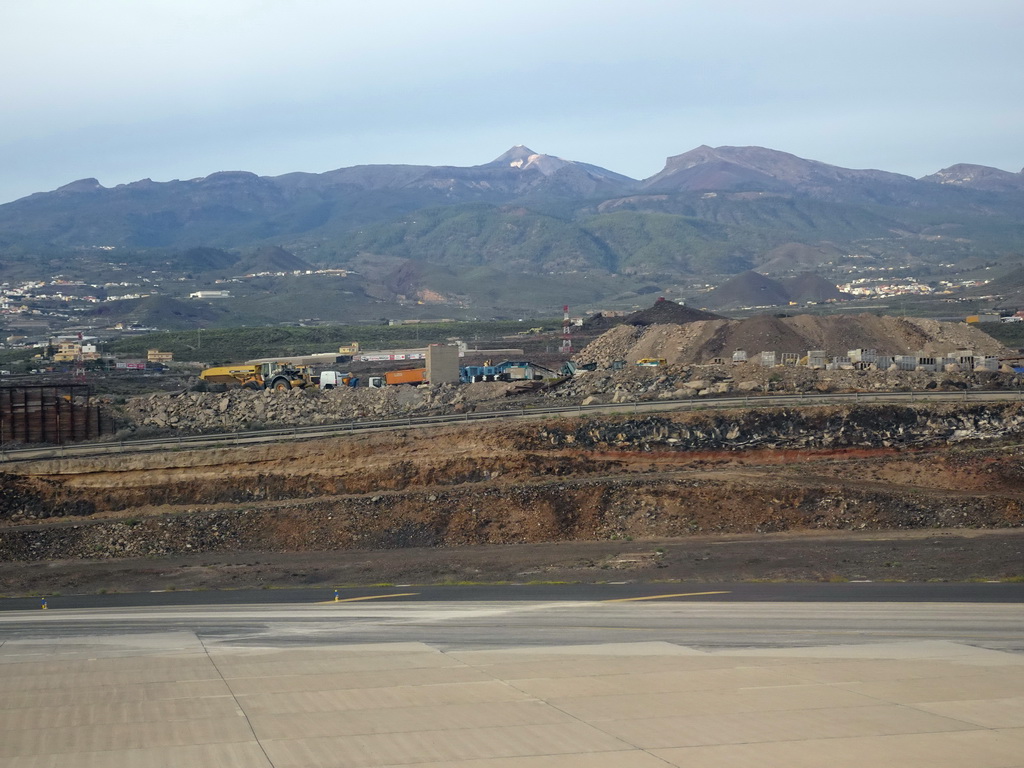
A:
[199,361,315,390]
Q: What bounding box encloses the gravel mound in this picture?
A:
[585,298,720,331]
[577,313,1009,366]
[621,298,722,326]
[120,382,517,433]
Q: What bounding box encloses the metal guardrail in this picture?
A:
[1,388,1021,464]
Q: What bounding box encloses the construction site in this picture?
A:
[1,305,1022,593]
[85,308,1015,435]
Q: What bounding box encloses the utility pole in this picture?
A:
[560,305,572,355]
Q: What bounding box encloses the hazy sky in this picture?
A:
[1,0,1021,204]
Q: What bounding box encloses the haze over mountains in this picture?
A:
[1,144,1022,291]
[701,271,850,310]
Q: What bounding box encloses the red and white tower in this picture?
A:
[560,304,572,355]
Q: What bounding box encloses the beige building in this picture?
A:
[147,349,174,363]
[52,340,100,362]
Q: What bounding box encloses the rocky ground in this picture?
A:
[113,360,1023,436]
[1,403,1022,596]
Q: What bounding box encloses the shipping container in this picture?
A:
[385,368,427,385]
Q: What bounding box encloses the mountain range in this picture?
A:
[1,145,1023,291]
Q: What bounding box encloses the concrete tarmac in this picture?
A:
[1,599,1022,767]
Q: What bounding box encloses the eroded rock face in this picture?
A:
[1,471,1021,562]
[535,404,1024,452]
[0,473,95,524]
[2,403,1022,563]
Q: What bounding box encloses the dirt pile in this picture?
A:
[121,381,518,433]
[553,362,1019,404]
[621,298,722,325]
[577,314,1010,366]
[585,298,721,331]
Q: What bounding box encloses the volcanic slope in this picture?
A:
[584,298,721,332]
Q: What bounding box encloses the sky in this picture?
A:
[1,0,1021,204]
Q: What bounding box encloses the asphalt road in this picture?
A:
[3,581,1023,613]
[2,589,1022,654]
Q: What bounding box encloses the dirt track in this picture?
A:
[2,529,1023,597]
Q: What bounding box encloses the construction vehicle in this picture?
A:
[635,358,667,367]
[387,367,427,385]
[318,371,358,389]
[460,364,499,383]
[559,361,598,377]
[199,361,316,390]
[460,360,565,383]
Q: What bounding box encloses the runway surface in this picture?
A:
[2,593,1023,766]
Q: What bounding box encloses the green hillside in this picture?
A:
[329,204,617,272]
[319,195,917,278]
[579,211,744,274]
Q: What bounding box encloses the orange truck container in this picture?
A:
[385,368,427,385]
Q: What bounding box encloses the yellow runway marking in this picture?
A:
[317,592,419,604]
[603,591,731,603]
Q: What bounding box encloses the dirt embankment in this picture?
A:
[0,403,1022,595]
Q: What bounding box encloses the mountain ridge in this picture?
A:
[15,144,1024,205]
[2,145,1022,285]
